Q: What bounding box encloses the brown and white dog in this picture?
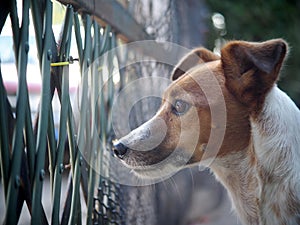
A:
[113,39,300,224]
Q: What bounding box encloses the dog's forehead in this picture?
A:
[166,60,223,99]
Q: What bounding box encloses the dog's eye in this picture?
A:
[172,100,190,116]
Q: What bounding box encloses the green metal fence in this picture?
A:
[0,0,140,224]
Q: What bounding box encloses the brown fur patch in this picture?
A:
[168,61,251,161]
[221,39,287,116]
[171,48,220,81]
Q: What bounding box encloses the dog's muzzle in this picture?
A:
[112,117,167,160]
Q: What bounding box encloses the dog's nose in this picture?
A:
[113,142,128,159]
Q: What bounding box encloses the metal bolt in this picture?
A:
[40,169,45,180]
[15,175,20,188]
[24,42,29,53]
[59,163,64,173]
[79,156,83,166]
[69,56,74,63]
[47,49,52,61]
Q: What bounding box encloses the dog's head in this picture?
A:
[113,39,287,178]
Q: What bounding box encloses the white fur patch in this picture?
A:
[251,86,300,224]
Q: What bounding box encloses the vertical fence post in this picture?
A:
[4,0,30,223]
[31,0,52,223]
[51,5,73,225]
[68,13,92,225]
[86,19,99,225]
[0,65,11,198]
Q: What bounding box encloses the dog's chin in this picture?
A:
[123,161,186,180]
[120,150,193,179]
[132,165,180,179]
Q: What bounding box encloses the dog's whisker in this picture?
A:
[170,176,184,204]
[188,167,195,193]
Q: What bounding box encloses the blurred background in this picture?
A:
[1,0,299,225]
[206,0,300,106]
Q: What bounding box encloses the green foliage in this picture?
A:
[206,0,300,105]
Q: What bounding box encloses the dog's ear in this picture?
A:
[221,39,288,110]
[171,48,220,81]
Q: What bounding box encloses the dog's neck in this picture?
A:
[211,148,259,224]
[212,86,300,225]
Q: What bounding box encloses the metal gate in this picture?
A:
[0,0,149,224]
